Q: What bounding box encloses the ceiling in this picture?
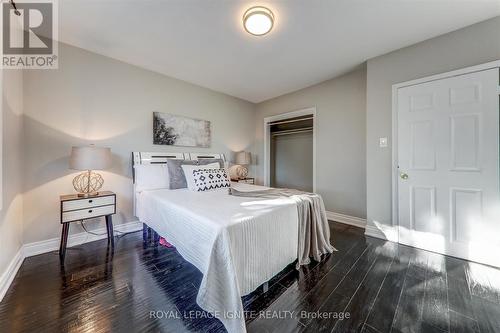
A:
[59,0,500,103]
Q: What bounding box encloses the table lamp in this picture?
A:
[69,145,112,197]
[228,151,251,180]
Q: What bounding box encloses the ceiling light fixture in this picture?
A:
[243,6,274,36]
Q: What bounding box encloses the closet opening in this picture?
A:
[263,108,316,192]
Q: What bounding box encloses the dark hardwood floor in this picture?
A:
[1,222,500,333]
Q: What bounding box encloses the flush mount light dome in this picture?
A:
[243,6,274,36]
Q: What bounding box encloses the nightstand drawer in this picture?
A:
[62,204,115,223]
[62,195,115,212]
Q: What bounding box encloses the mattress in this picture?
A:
[136,182,299,333]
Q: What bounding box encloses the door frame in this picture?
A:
[263,107,317,192]
[391,60,500,229]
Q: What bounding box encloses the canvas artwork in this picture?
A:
[153,112,211,147]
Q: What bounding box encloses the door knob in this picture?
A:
[400,172,409,180]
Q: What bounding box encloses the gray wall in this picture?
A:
[0,68,24,281]
[22,42,256,244]
[5,16,499,270]
[255,66,367,218]
[366,16,500,229]
[271,131,313,192]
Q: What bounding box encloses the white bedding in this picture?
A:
[136,182,299,333]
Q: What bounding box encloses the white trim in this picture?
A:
[391,82,399,228]
[326,211,366,229]
[364,224,389,240]
[263,108,316,123]
[0,70,3,211]
[364,223,400,242]
[0,247,24,302]
[391,60,500,228]
[0,220,142,302]
[132,152,186,166]
[23,220,142,257]
[263,107,317,192]
[188,153,226,161]
[392,60,500,90]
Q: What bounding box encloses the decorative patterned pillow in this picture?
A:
[192,168,230,192]
[167,158,224,189]
[182,163,221,191]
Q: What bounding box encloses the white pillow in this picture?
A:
[192,168,231,192]
[134,164,169,192]
[181,163,220,191]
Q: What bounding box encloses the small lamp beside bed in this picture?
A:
[228,151,251,180]
[69,145,112,197]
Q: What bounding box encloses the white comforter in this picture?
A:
[136,182,299,333]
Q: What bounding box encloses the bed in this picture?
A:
[132,152,329,333]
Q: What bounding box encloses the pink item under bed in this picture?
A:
[159,237,174,248]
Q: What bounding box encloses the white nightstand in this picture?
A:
[234,178,255,184]
[59,191,116,260]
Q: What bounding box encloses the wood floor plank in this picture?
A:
[390,274,427,332]
[363,245,412,332]
[406,247,429,281]
[2,222,500,333]
[444,255,476,323]
[299,292,350,332]
[360,323,382,333]
[447,275,474,320]
[470,295,500,333]
[421,252,449,332]
[247,313,304,333]
[292,271,345,326]
[333,240,385,299]
[332,247,395,332]
[257,236,372,318]
[465,261,500,305]
[449,310,479,333]
[247,231,370,330]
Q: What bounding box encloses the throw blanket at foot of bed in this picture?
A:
[229,187,337,268]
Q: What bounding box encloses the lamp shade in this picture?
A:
[234,151,251,165]
[69,146,112,170]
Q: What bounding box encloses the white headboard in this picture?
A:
[132,152,186,165]
[132,151,226,182]
[187,152,226,161]
[132,152,226,217]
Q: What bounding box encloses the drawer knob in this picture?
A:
[89,199,93,203]
[88,210,93,213]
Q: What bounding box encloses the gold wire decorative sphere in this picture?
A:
[73,171,104,196]
[228,165,249,180]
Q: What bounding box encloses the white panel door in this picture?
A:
[397,68,500,267]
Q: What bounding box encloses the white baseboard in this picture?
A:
[23,220,142,257]
[326,211,366,229]
[326,213,399,243]
[0,220,142,302]
[0,247,24,302]
[364,224,388,240]
[364,222,399,242]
